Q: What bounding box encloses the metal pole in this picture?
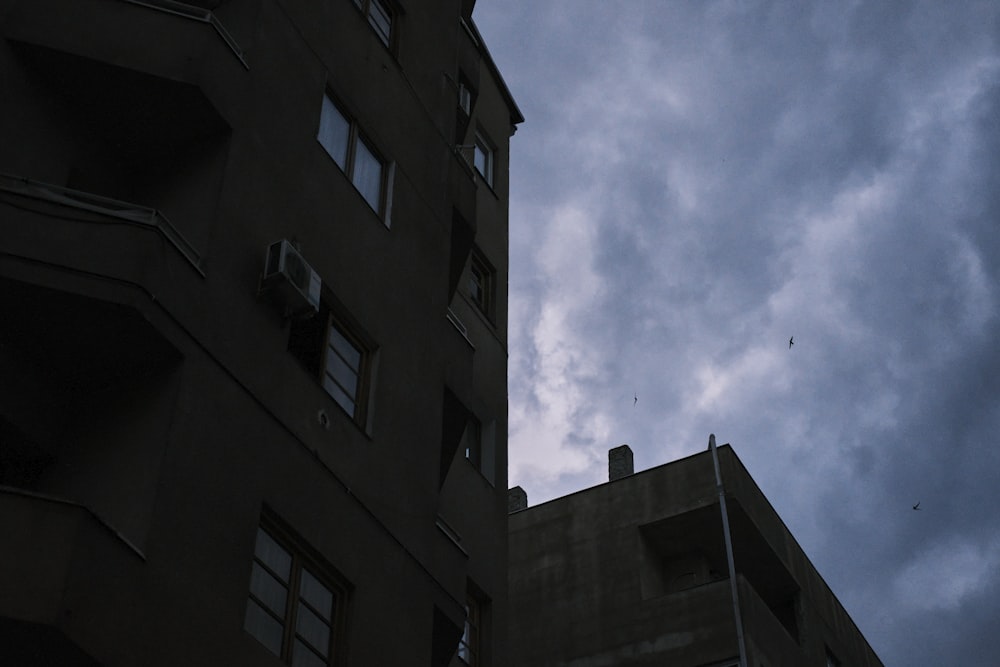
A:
[709,434,748,667]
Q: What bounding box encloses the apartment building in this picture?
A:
[0,0,521,664]
[508,443,884,667]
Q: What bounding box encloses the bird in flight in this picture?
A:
[633,393,638,406]
[912,502,921,511]
[789,336,794,348]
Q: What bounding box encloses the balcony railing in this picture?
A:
[120,0,248,69]
[0,173,205,276]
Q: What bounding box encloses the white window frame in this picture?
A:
[458,82,472,116]
[457,592,481,665]
[353,0,394,48]
[318,93,391,221]
[473,130,494,187]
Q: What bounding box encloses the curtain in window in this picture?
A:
[352,139,383,211]
[318,96,350,169]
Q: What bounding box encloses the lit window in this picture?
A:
[467,248,495,322]
[289,305,374,427]
[244,525,347,666]
[457,593,481,665]
[318,93,388,217]
[473,131,494,186]
[353,0,393,47]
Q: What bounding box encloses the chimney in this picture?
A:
[508,486,528,513]
[609,444,634,481]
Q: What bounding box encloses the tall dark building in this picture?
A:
[0,1,521,665]
[508,443,884,667]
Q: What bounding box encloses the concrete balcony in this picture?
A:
[2,0,247,83]
[0,173,212,349]
[0,174,204,280]
[2,2,237,262]
[0,487,144,664]
[738,573,807,665]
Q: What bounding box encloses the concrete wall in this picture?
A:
[508,446,883,667]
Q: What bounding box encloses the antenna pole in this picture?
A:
[710,434,748,667]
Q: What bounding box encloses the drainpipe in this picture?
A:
[709,434,748,667]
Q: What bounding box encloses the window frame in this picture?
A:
[458,80,474,116]
[244,522,349,667]
[467,247,496,323]
[320,312,373,424]
[472,130,495,187]
[462,415,482,469]
[457,591,482,666]
[288,302,376,430]
[461,415,495,486]
[352,0,395,49]
[318,92,391,220]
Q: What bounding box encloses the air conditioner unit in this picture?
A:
[261,240,321,317]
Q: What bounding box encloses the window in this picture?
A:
[461,416,495,486]
[352,0,393,47]
[318,93,389,217]
[454,74,477,144]
[473,131,494,186]
[458,82,472,116]
[289,305,374,427]
[322,319,366,419]
[244,525,347,666]
[462,415,481,469]
[467,248,496,322]
[457,592,482,665]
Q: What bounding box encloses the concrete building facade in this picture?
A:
[0,0,520,665]
[508,444,884,667]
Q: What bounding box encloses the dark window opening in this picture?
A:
[463,416,482,469]
[0,418,52,490]
[467,248,496,323]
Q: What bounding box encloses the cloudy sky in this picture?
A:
[474,1,1000,664]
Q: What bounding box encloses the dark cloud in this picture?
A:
[476,1,1000,663]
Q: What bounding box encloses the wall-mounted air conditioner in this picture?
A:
[261,239,321,317]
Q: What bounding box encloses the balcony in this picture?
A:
[2,1,236,264]
[0,277,182,546]
[0,486,143,663]
[0,174,203,276]
[738,574,807,665]
[2,0,247,82]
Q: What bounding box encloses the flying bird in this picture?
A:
[633,393,638,406]
[912,502,921,511]
[788,336,794,348]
